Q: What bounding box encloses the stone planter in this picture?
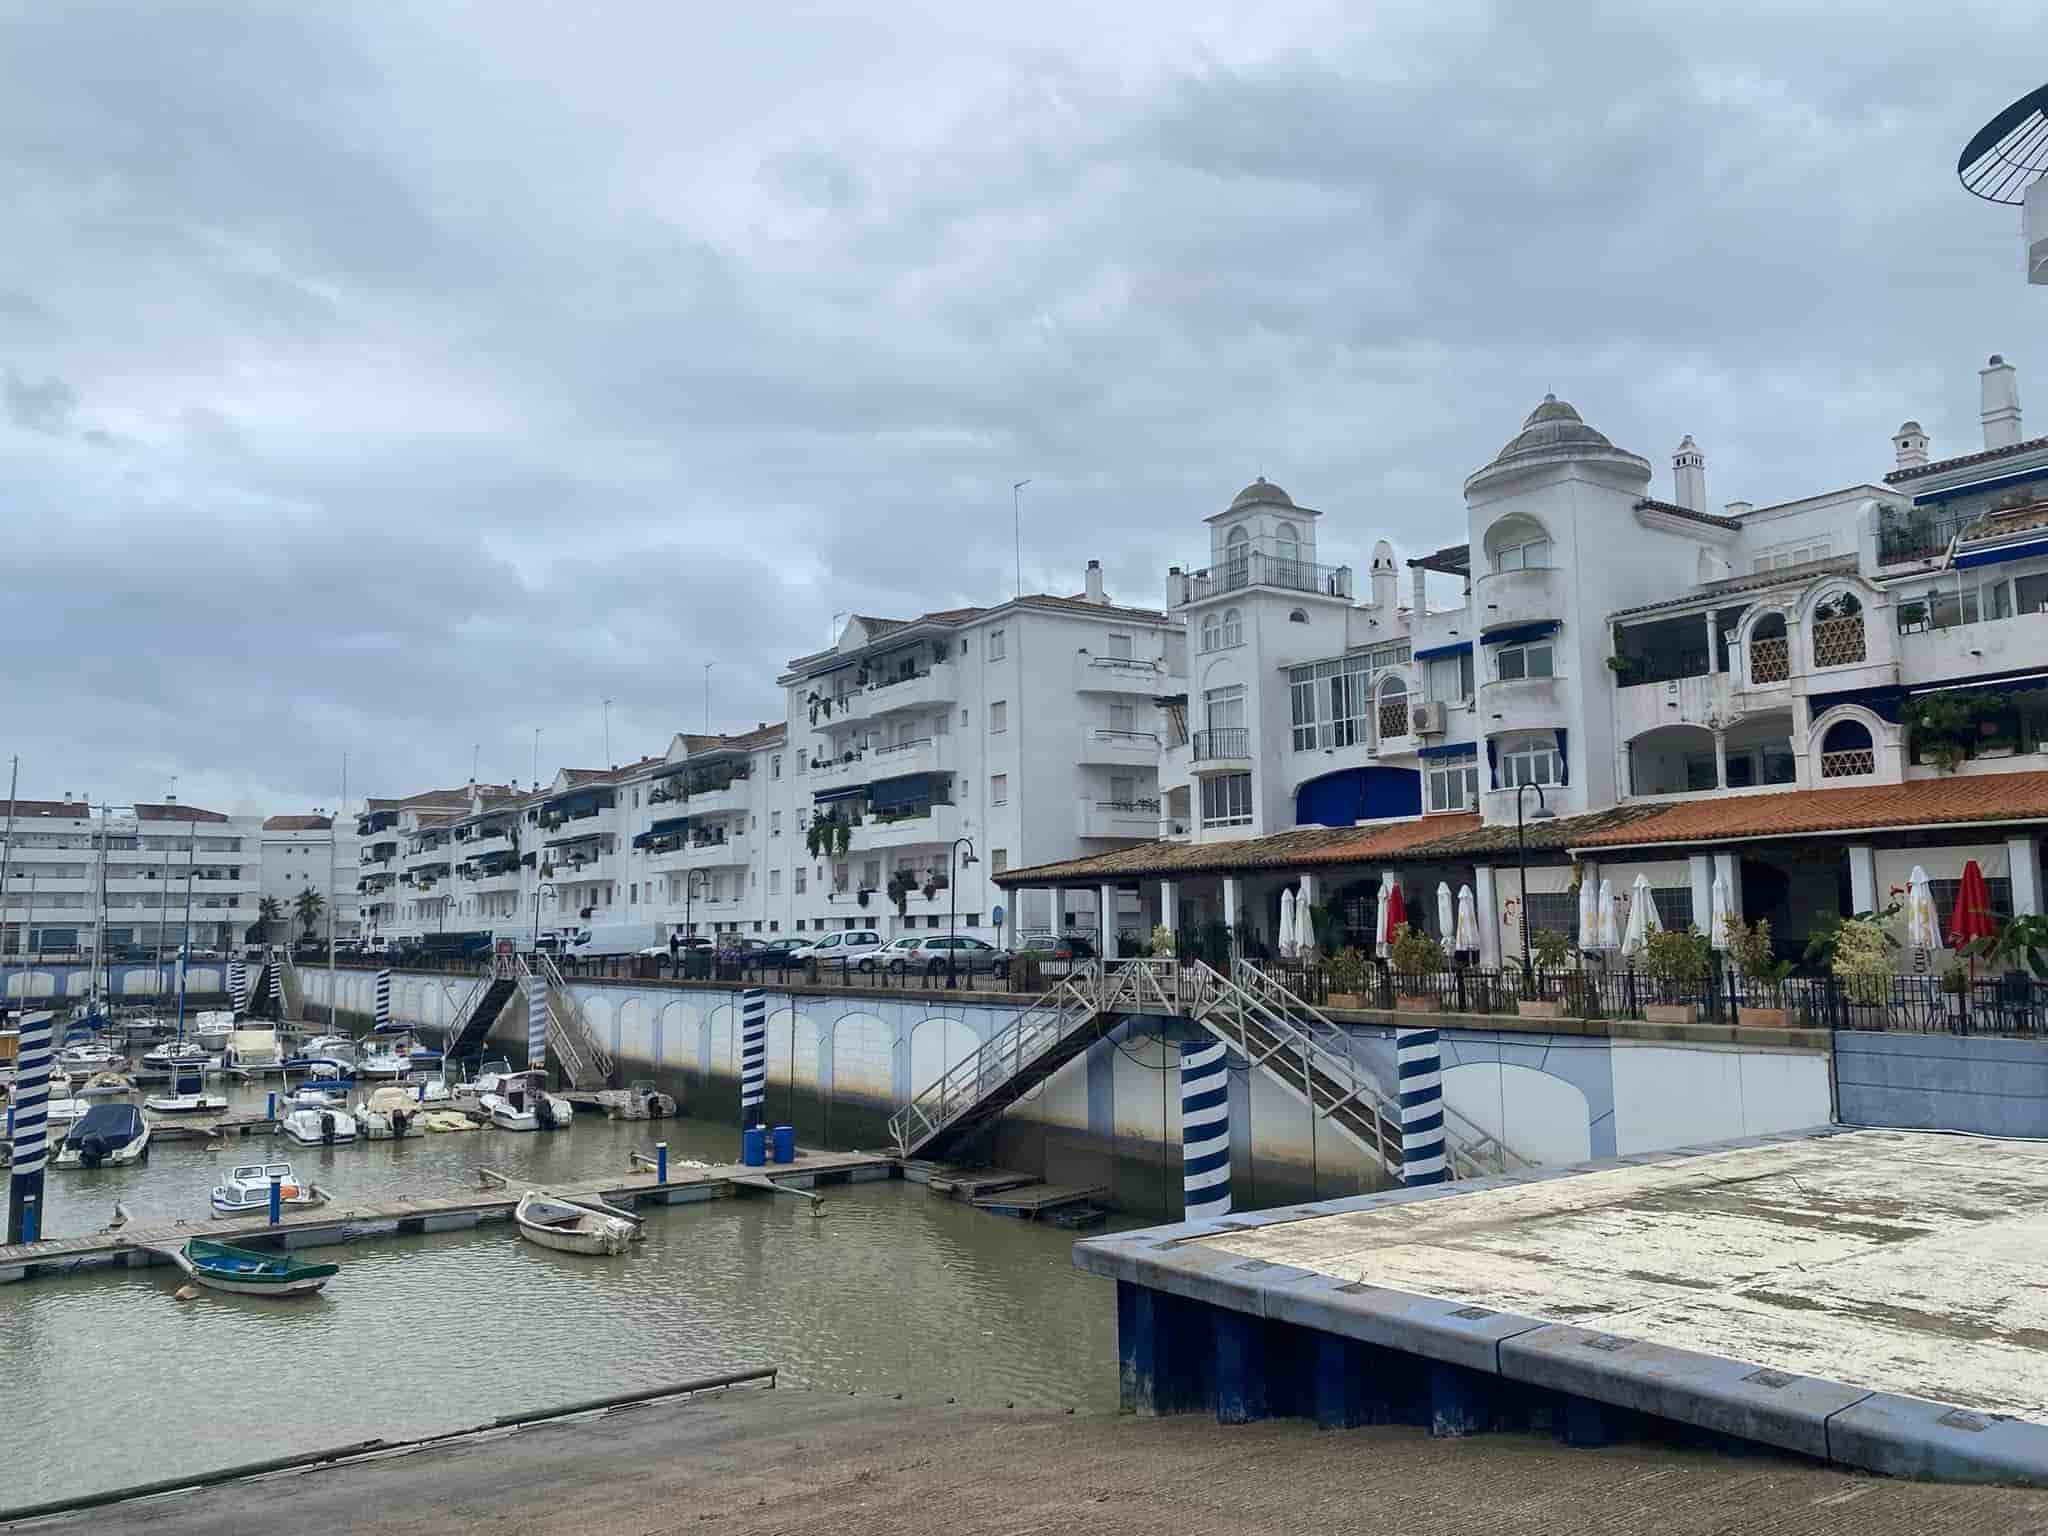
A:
[1327,992,1369,1011]
[1395,995,1439,1013]
[1644,1002,1699,1025]
[1737,1006,1788,1028]
[1516,999,1565,1019]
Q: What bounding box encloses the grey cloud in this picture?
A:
[6,371,77,434]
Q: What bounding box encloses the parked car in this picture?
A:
[887,935,1011,979]
[877,935,926,967]
[1051,932,1096,961]
[805,929,886,973]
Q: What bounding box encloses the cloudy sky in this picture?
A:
[2,0,2039,817]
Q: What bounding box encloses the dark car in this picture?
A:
[1052,933,1096,961]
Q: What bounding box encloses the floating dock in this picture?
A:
[0,1148,894,1284]
[1075,1127,2048,1485]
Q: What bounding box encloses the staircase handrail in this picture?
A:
[1230,960,1535,1178]
[888,962,1104,1154]
[443,973,487,1044]
[512,953,606,1086]
[536,951,614,1082]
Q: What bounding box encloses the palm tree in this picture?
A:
[294,887,326,941]
[257,895,285,944]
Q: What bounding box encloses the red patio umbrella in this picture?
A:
[1950,860,1998,990]
[1385,883,1407,947]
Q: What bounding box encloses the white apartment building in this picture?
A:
[1012,352,2048,971]
[0,799,262,957]
[260,814,364,942]
[364,563,1187,948]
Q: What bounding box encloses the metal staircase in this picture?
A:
[276,951,306,1021]
[514,951,613,1087]
[886,958,1532,1180]
[443,962,520,1064]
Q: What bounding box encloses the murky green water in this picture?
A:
[0,1080,1124,1507]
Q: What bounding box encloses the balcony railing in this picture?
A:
[1208,552,1351,598]
[1749,635,1789,684]
[1878,504,1981,565]
[1812,614,1867,668]
[1192,728,1249,760]
[1098,797,1161,814]
[874,736,934,758]
[1613,650,1710,688]
[1820,749,1875,779]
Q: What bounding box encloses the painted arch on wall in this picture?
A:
[832,1012,894,1106]
[909,1016,981,1102]
[1440,1062,1591,1169]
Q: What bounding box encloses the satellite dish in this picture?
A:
[1960,82,2048,285]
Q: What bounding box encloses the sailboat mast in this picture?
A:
[178,813,197,1037]
[0,757,17,1019]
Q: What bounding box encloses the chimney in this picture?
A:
[1893,421,1929,470]
[1673,435,1706,511]
[1370,540,1398,616]
[1982,354,2023,450]
[1084,559,1105,604]
[1723,501,1754,518]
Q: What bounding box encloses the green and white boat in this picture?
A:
[173,1238,338,1297]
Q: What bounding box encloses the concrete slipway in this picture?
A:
[1075,1127,2048,1483]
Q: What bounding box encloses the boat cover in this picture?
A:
[66,1104,144,1162]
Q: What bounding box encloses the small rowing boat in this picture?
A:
[513,1190,638,1256]
[174,1238,338,1297]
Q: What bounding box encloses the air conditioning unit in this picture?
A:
[1411,701,1448,735]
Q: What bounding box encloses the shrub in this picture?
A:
[1728,918,1791,985]
[1530,928,1572,973]
[1831,914,1897,1005]
[1150,924,1177,961]
[1389,923,1447,977]
[1325,946,1371,996]
[1642,926,1710,987]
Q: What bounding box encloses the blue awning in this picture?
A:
[1417,741,1477,760]
[1957,537,2048,569]
[871,773,938,813]
[631,819,690,849]
[812,785,868,805]
[1413,640,1473,661]
[1480,620,1561,645]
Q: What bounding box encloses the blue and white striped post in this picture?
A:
[739,988,766,1130]
[374,969,392,1030]
[7,1011,56,1245]
[229,961,246,1014]
[267,957,283,1012]
[1397,1027,1447,1186]
[1179,1039,1232,1219]
[525,975,547,1076]
[269,1173,282,1226]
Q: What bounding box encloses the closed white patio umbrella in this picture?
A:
[1436,882,1456,949]
[1621,873,1662,960]
[1295,880,1316,956]
[1904,865,1941,952]
[1279,887,1298,958]
[1709,870,1734,951]
[1375,884,1392,957]
[1595,878,1621,954]
[1455,885,1480,957]
[1578,876,1599,954]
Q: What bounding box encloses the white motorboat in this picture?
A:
[58,1043,123,1074]
[513,1190,636,1256]
[480,1073,572,1133]
[143,1090,229,1115]
[211,1160,325,1216]
[593,1081,679,1120]
[415,1076,451,1105]
[279,1107,357,1145]
[451,1060,516,1108]
[74,1071,134,1099]
[53,1104,151,1168]
[224,1029,282,1076]
[356,1043,411,1080]
[299,1035,356,1062]
[192,1011,237,1052]
[281,1083,348,1112]
[117,1012,169,1044]
[356,1085,425,1139]
[46,1097,91,1126]
[140,1041,212,1072]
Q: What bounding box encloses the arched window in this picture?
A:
[1748,611,1789,684]
[1288,608,1308,623]
[1485,515,1552,573]
[1819,718,1875,779]
[1812,590,1867,668]
[1377,675,1409,740]
[1496,731,1563,788]
[1275,521,1300,579]
[1200,613,1219,652]
[1221,608,1243,647]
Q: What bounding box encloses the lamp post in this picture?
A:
[683,871,705,964]
[530,878,558,955]
[1514,781,1556,987]
[947,836,977,990]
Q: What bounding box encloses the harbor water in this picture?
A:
[0,1081,1123,1507]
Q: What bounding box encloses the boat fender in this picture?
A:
[321,1111,336,1145]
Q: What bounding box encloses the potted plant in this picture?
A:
[1388,924,1447,1011]
[834,820,853,859]
[888,869,917,915]
[1151,924,1178,964]
[1325,946,1371,1010]
[1728,918,1793,1026]
[1641,926,1711,1024]
[1519,928,1574,1017]
[1828,911,1899,1007]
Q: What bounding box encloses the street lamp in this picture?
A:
[530,879,558,954]
[1514,781,1556,987]
[683,871,705,963]
[947,837,977,990]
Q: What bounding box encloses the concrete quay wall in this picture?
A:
[1836,1029,2048,1137]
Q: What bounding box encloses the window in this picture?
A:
[1497,733,1563,787]
[769,920,779,932]
[1200,773,1254,827]
[1519,891,1577,947]
[770,811,781,836]
[1201,613,1219,652]
[1494,640,1554,681]
[1819,718,1876,778]
[989,629,1006,660]
[796,809,808,830]
[1110,774,1135,804]
[1425,651,1474,703]
[832,862,849,894]
[1376,676,1409,740]
[991,849,1008,874]
[1426,760,1480,813]
[1109,701,1136,733]
[862,859,881,888]
[1107,632,1132,659]
[1221,608,1243,647]
[960,708,969,727]
[629,884,638,903]
[990,773,1008,805]
[795,867,807,894]
[990,701,1007,733]
[771,754,782,779]
[1928,876,2014,944]
[796,750,807,773]
[750,869,758,889]
[1288,608,1308,623]
[1493,535,1552,572]
[1205,684,1246,732]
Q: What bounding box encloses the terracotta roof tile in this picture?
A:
[135,802,229,823]
[1635,497,1746,531]
[262,814,333,831]
[1885,433,2048,485]
[1570,772,2048,849]
[1,799,90,820]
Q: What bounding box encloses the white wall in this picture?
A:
[1610,1042,1832,1155]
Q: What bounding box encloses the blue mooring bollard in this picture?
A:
[656,1142,669,1183]
[20,1193,37,1244]
[269,1175,282,1225]
[267,1091,277,1120]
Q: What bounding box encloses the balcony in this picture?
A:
[1079,727,1163,767]
[1479,673,1567,732]
[1072,653,1169,696]
[1076,797,1161,839]
[1474,566,1565,631]
[1190,727,1251,771]
[646,832,751,871]
[465,870,523,896]
[454,825,513,852]
[857,802,959,851]
[1171,548,1354,605]
[865,666,957,716]
[867,736,943,779]
[808,751,871,795]
[1878,503,1977,566]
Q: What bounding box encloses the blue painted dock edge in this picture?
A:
[1075,1128,2048,1486]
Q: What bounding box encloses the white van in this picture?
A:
[567,922,671,960]
[806,929,885,973]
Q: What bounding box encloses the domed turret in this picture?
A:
[1230,476,1294,511]
[1465,393,1649,495]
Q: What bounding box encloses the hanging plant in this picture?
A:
[834,820,852,858]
